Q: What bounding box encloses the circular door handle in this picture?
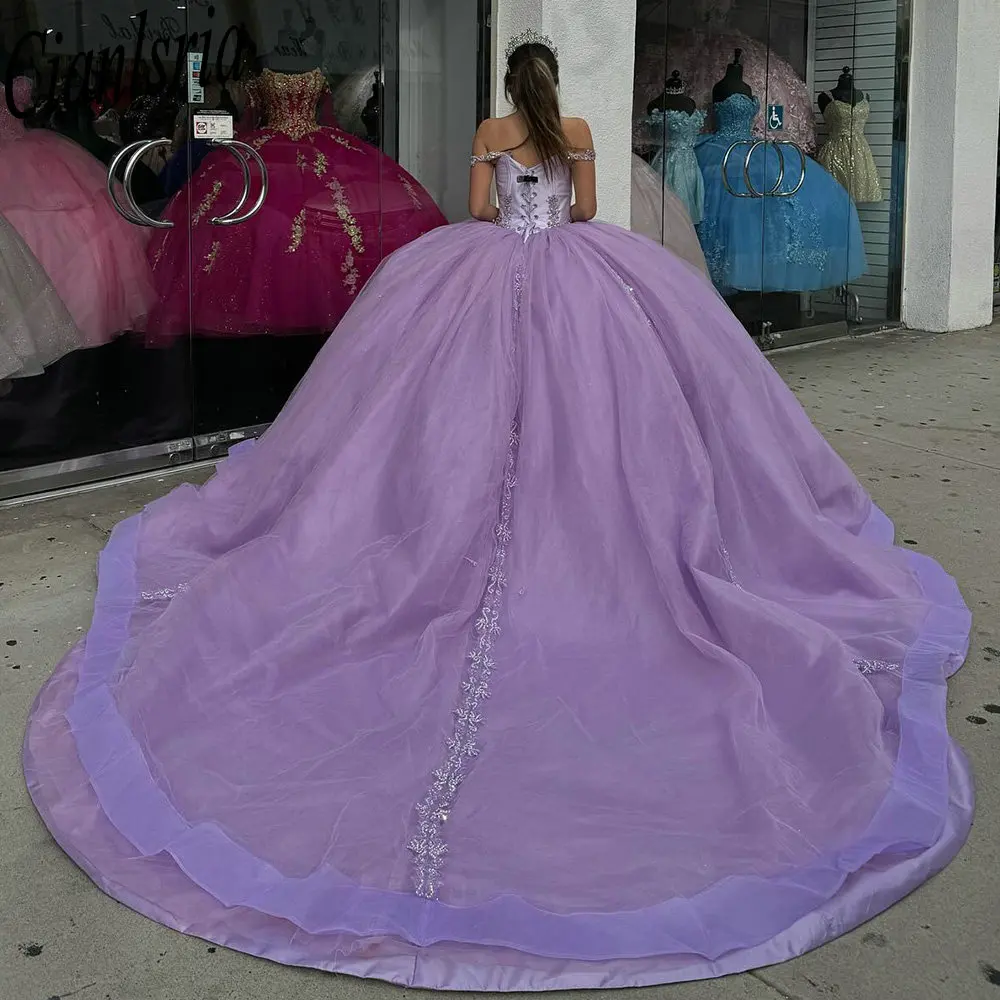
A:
[205,138,252,222]
[123,138,175,228]
[773,140,806,197]
[210,140,269,226]
[721,140,757,198]
[107,139,153,224]
[763,140,787,196]
[743,139,783,198]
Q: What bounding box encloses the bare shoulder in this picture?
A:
[474,115,517,149]
[561,117,595,149]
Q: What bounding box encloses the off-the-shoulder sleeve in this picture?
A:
[567,148,596,162]
[470,151,503,166]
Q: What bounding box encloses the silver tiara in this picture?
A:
[505,28,558,61]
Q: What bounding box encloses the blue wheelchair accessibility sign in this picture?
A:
[766,104,784,131]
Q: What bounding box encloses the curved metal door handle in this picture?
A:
[206,139,251,223]
[210,140,269,225]
[744,139,785,198]
[107,139,154,224]
[721,140,757,198]
[772,140,806,197]
[123,138,175,228]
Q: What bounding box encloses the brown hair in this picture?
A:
[504,43,568,175]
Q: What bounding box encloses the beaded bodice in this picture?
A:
[254,68,325,140]
[0,77,31,143]
[470,150,595,238]
[712,94,759,140]
[646,108,706,151]
[821,95,871,139]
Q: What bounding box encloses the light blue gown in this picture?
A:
[646,108,707,226]
[694,94,867,293]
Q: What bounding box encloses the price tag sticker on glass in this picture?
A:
[193,111,234,141]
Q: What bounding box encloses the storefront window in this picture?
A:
[632,0,910,347]
[0,0,486,499]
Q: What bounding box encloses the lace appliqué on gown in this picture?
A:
[470,149,596,166]
[854,658,901,676]
[408,425,520,899]
[143,68,445,338]
[140,583,190,602]
[470,150,591,239]
[717,548,901,679]
[695,94,867,292]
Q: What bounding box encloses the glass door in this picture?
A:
[0,0,195,496]
[1,0,486,498]
[631,0,905,350]
[181,0,481,461]
[760,0,900,346]
[633,2,772,338]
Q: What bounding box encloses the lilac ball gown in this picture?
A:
[24,146,972,991]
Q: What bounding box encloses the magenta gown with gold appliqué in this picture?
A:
[145,69,447,338]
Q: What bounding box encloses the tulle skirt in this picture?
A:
[0,132,155,344]
[25,220,972,990]
[696,138,868,292]
[0,214,84,379]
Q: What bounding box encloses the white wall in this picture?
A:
[491,0,636,228]
[902,0,1000,331]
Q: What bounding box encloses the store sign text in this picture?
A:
[4,7,256,119]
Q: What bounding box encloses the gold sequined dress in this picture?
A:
[816,95,882,204]
[145,68,446,338]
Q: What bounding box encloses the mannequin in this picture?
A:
[644,69,706,224]
[647,70,696,115]
[818,67,868,112]
[712,49,752,103]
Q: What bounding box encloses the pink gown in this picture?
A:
[0,78,156,345]
[145,68,447,338]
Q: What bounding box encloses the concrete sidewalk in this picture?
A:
[1,327,998,1000]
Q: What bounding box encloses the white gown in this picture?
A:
[0,213,84,382]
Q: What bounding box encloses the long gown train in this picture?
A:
[24,150,972,991]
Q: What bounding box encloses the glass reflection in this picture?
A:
[0,0,482,495]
